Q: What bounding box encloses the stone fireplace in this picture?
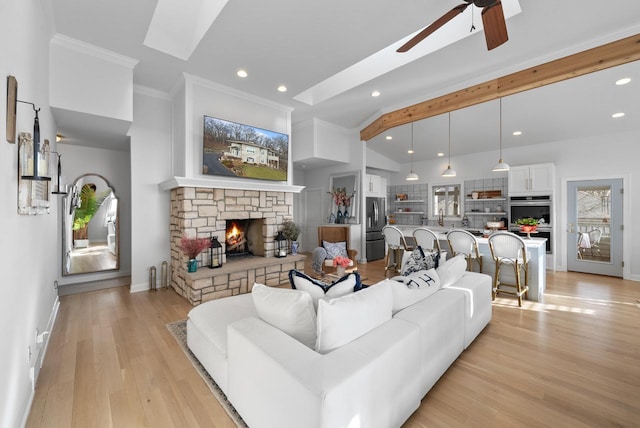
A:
[169,187,304,305]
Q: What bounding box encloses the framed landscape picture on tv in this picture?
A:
[203,115,289,182]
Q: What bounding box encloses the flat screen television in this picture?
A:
[203,115,289,182]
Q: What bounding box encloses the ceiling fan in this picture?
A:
[397,0,508,53]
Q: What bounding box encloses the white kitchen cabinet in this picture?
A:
[365,174,386,198]
[508,163,554,195]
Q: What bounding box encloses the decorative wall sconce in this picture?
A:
[209,235,223,268]
[18,102,50,182]
[275,231,287,258]
[50,152,68,195]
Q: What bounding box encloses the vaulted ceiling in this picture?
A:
[49,0,640,162]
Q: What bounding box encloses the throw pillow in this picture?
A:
[288,269,362,311]
[322,240,348,259]
[315,280,392,354]
[389,269,441,314]
[401,246,440,276]
[436,254,468,288]
[251,283,317,348]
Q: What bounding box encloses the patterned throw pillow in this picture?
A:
[288,269,363,311]
[322,240,348,259]
[400,246,440,276]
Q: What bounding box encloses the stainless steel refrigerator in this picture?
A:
[365,197,386,261]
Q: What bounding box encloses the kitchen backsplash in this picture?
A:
[387,177,508,229]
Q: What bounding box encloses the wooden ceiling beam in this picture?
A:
[360,33,640,142]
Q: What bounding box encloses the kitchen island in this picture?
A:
[393,226,547,302]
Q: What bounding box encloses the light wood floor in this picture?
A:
[27,259,640,427]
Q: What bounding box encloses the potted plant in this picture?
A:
[516,217,539,233]
[179,234,211,272]
[281,219,301,254]
[72,183,111,247]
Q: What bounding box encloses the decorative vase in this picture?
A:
[520,225,537,233]
[291,241,299,255]
[343,208,348,220]
[187,258,198,273]
[336,266,346,277]
[336,209,343,224]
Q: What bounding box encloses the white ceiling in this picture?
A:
[48,0,640,162]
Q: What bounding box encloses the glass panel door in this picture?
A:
[567,179,623,276]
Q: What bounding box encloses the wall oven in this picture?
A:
[509,195,552,253]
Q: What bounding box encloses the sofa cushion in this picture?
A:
[436,254,468,287]
[316,280,392,354]
[401,246,440,276]
[289,269,362,311]
[322,240,348,259]
[251,283,317,348]
[389,269,441,314]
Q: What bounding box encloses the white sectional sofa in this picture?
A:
[187,258,492,428]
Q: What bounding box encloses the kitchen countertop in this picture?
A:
[390,225,547,247]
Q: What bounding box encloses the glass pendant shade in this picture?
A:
[492,98,510,172]
[406,171,419,181]
[442,165,457,177]
[492,159,510,172]
[406,123,419,181]
[442,112,456,177]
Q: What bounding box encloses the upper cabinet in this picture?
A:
[365,174,386,198]
[508,163,555,196]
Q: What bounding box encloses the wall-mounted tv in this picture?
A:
[203,115,289,182]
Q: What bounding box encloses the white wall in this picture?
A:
[299,131,366,254]
[57,144,132,285]
[387,129,640,280]
[129,87,173,292]
[49,34,136,122]
[0,1,59,426]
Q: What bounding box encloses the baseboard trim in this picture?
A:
[57,276,131,296]
[21,296,60,428]
[130,281,150,293]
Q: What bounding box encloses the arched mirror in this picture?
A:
[62,174,119,276]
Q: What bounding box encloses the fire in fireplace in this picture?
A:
[225,219,265,257]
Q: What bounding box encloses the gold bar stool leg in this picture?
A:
[492,260,500,300]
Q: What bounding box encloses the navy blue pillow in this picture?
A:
[288,269,363,293]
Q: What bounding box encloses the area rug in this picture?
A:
[165,319,248,427]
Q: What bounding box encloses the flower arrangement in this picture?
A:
[332,255,353,268]
[179,234,210,259]
[328,187,355,207]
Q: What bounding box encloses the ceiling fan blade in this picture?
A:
[397,3,470,53]
[481,1,508,50]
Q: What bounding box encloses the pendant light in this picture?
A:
[406,122,419,181]
[492,98,510,172]
[442,112,456,177]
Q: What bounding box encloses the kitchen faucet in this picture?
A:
[438,209,444,227]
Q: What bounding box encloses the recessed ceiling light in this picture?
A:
[385,135,392,140]
[236,69,248,78]
[612,112,625,118]
[407,149,414,154]
[277,85,287,92]
[616,77,631,86]
[512,131,522,136]
[437,152,444,157]
[371,90,381,97]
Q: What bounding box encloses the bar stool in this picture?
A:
[382,225,411,274]
[447,229,483,273]
[412,227,442,253]
[488,231,529,307]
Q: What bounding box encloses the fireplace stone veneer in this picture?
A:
[170,187,304,305]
